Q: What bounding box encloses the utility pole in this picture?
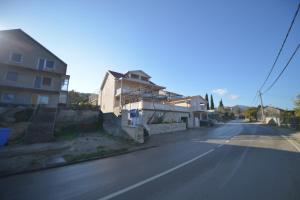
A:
[258,91,265,123]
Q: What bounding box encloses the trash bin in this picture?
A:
[0,128,10,146]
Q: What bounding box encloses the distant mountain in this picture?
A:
[231,105,251,114]
[232,105,250,110]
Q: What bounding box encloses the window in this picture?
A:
[38,59,45,70]
[46,60,54,69]
[42,77,52,86]
[2,93,15,103]
[141,76,148,81]
[131,74,139,79]
[6,72,18,81]
[11,53,22,63]
[34,76,42,88]
[37,58,55,70]
[38,95,49,104]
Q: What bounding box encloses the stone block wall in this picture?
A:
[56,109,98,124]
[141,110,190,125]
[147,122,186,135]
[55,109,99,131]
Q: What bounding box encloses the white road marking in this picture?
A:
[280,135,300,152]
[217,144,224,148]
[225,140,230,143]
[98,149,215,200]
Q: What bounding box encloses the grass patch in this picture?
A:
[99,130,137,145]
[14,108,34,122]
[7,137,25,145]
[54,124,106,141]
[54,129,79,140]
[63,147,128,162]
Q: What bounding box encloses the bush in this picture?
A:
[14,108,34,122]
[67,104,99,110]
[98,110,104,129]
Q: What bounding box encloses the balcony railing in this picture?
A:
[123,101,189,112]
[115,88,135,96]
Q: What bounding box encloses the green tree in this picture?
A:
[230,112,235,119]
[68,90,91,105]
[245,108,258,121]
[218,99,225,113]
[219,99,224,108]
[210,94,215,110]
[68,90,81,105]
[295,94,300,117]
[205,93,209,110]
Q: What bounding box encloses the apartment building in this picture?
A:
[0,29,69,108]
[169,96,208,127]
[99,69,209,142]
[99,70,165,115]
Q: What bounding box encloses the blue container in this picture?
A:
[0,128,10,146]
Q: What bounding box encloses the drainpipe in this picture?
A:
[120,78,123,114]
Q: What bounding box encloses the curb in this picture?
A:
[0,145,158,178]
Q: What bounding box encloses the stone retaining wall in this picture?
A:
[122,126,144,143]
[147,122,186,135]
[56,109,99,124]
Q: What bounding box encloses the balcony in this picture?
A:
[190,104,207,112]
[115,87,141,96]
[122,100,189,113]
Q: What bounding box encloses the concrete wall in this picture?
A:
[170,96,207,112]
[123,101,189,113]
[266,117,281,126]
[189,96,207,112]
[122,126,144,143]
[122,101,192,128]
[147,123,186,135]
[121,110,144,143]
[120,109,187,141]
[100,73,116,113]
[141,110,190,125]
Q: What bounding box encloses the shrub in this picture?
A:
[14,108,34,122]
[98,110,104,129]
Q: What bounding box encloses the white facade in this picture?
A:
[99,70,165,115]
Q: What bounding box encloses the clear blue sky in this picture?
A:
[1,0,299,109]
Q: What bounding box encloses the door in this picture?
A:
[194,117,200,127]
[31,94,38,105]
[181,117,188,128]
[31,94,49,105]
[34,76,42,88]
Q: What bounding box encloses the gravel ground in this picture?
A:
[0,131,136,176]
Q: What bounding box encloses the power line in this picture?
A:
[259,3,300,92]
[263,43,300,94]
[251,91,258,106]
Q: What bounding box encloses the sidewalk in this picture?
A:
[272,126,300,143]
[0,126,216,177]
[289,131,300,143]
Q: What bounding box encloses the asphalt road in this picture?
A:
[1,121,300,200]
